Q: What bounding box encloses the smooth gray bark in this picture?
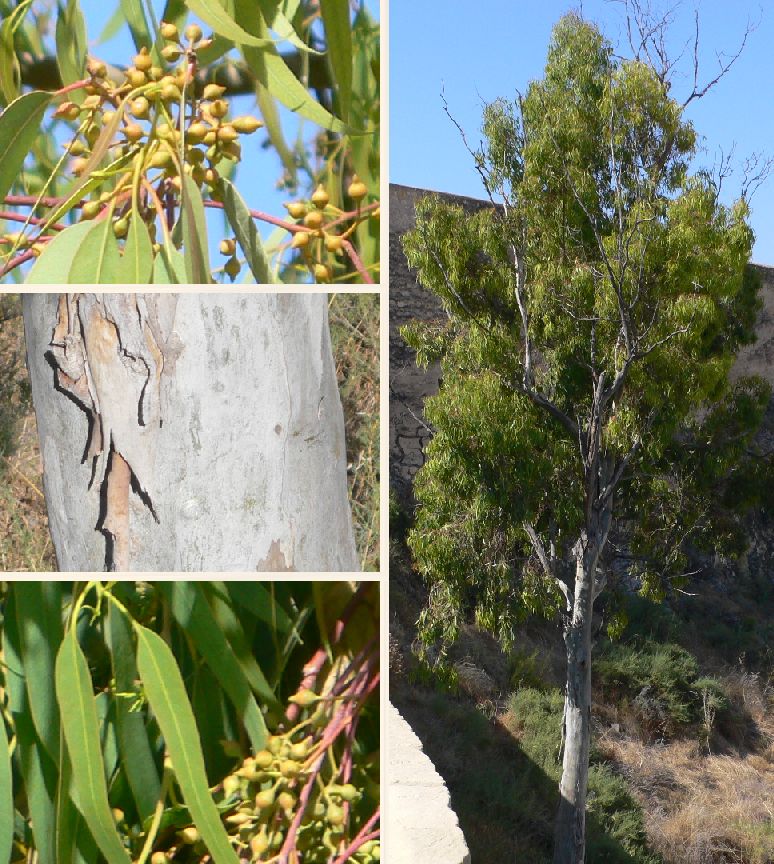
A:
[553,546,596,864]
[23,292,359,572]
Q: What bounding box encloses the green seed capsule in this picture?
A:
[133,49,152,71]
[202,83,227,100]
[255,789,275,810]
[113,216,129,238]
[186,121,208,143]
[232,115,262,134]
[129,96,150,118]
[161,44,182,63]
[81,201,101,219]
[184,23,203,43]
[209,99,228,119]
[160,21,179,41]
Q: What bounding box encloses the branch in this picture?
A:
[18,50,333,97]
[681,10,756,108]
[341,238,374,284]
[523,522,572,609]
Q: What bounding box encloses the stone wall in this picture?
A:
[389,181,774,500]
[389,184,491,503]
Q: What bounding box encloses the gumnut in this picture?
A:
[347,175,367,200]
[232,115,263,134]
[160,21,179,40]
[184,23,203,43]
[303,210,324,230]
[311,184,330,209]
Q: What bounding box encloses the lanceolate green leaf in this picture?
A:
[107,604,160,822]
[153,243,187,283]
[14,582,63,762]
[0,0,35,105]
[320,0,352,122]
[205,582,280,711]
[238,4,345,132]
[256,83,296,179]
[220,178,272,283]
[257,0,320,54]
[119,0,153,52]
[135,625,240,864]
[257,48,346,132]
[0,19,20,106]
[11,712,57,864]
[183,0,272,46]
[227,582,292,632]
[56,0,87,96]
[3,596,57,864]
[0,91,52,204]
[25,220,94,284]
[55,629,132,864]
[166,583,269,752]
[68,216,123,283]
[55,747,89,864]
[120,213,154,283]
[0,711,12,864]
[180,173,211,283]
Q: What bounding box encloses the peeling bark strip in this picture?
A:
[47,293,180,570]
[101,450,131,571]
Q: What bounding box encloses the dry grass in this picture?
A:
[329,292,380,571]
[0,296,55,571]
[598,670,774,864]
[0,293,379,573]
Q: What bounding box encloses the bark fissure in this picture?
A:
[46,293,179,570]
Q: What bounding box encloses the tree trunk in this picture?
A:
[22,292,358,572]
[553,541,596,864]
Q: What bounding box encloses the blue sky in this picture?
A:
[390,1,774,265]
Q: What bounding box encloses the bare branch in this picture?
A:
[682,12,757,108]
[523,522,572,609]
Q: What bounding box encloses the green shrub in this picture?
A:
[505,686,662,863]
[508,648,547,691]
[506,687,564,774]
[587,765,663,863]
[595,640,729,740]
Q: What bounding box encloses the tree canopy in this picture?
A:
[403,11,770,655]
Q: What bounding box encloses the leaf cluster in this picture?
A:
[0,581,380,864]
[0,0,380,284]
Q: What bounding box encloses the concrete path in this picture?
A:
[387,702,471,864]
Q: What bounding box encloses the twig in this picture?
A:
[341,238,373,283]
[3,457,44,500]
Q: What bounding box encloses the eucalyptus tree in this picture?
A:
[402,13,768,864]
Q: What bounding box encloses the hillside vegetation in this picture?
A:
[390,498,774,864]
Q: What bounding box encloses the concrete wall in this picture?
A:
[386,703,471,864]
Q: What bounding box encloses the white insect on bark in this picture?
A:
[24,292,359,572]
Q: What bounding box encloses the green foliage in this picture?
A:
[506,688,565,773]
[595,640,729,740]
[505,687,661,862]
[585,766,662,864]
[402,12,766,654]
[0,0,380,284]
[0,581,380,863]
[508,648,547,692]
